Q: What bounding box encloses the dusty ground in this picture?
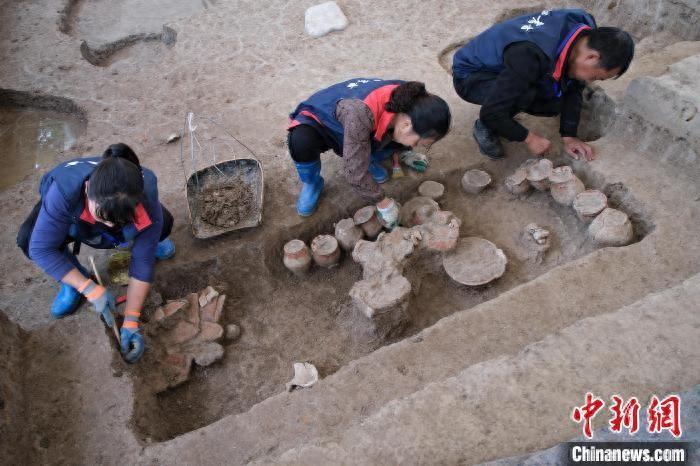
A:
[0,0,699,464]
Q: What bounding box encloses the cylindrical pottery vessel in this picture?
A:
[573,190,608,223]
[376,198,400,229]
[461,169,492,194]
[505,168,530,195]
[526,159,553,191]
[283,239,312,275]
[334,218,365,252]
[549,166,585,206]
[353,206,383,238]
[398,196,439,227]
[418,180,445,200]
[311,235,341,268]
[588,208,634,246]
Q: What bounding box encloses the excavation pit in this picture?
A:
[134,162,652,442]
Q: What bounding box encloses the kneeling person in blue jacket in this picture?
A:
[17,143,175,363]
[452,8,634,161]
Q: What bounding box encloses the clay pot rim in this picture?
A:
[593,207,630,225]
[311,235,339,255]
[354,206,376,225]
[573,190,608,214]
[418,180,445,197]
[443,236,507,286]
[526,159,553,182]
[335,217,356,229]
[506,168,528,185]
[548,166,575,184]
[284,239,308,254]
[462,169,492,186]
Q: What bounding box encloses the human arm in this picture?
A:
[28,183,83,281]
[335,99,385,202]
[479,42,550,143]
[560,83,594,160]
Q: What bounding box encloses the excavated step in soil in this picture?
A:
[134,161,652,441]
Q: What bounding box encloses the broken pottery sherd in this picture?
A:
[520,223,551,264]
[573,190,608,223]
[200,294,224,323]
[190,342,224,367]
[461,169,492,194]
[505,168,530,195]
[154,299,188,329]
[286,362,319,391]
[198,286,219,308]
[283,239,312,275]
[311,234,341,268]
[334,218,364,252]
[198,321,224,342]
[418,180,445,200]
[588,208,634,247]
[443,237,507,286]
[549,166,585,206]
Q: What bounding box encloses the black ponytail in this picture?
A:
[88,143,144,226]
[385,81,451,140]
[102,142,141,167]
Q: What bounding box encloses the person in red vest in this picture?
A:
[452,8,634,160]
[16,143,174,363]
[288,79,451,217]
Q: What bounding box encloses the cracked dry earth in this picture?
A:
[1,0,699,464]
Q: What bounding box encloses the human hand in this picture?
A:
[120,310,145,363]
[400,150,429,172]
[524,132,552,157]
[562,137,595,161]
[80,280,116,328]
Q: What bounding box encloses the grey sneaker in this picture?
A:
[473,119,504,160]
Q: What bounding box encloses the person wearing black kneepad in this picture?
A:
[17,143,175,363]
[452,8,634,161]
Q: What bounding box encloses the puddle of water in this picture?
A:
[75,0,215,43]
[0,108,86,191]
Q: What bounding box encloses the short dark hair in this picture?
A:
[88,143,144,226]
[582,27,635,76]
[385,81,451,140]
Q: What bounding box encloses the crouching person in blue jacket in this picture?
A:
[452,8,634,161]
[17,143,175,363]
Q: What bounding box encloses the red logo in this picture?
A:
[572,393,682,439]
[647,394,682,438]
[572,392,605,439]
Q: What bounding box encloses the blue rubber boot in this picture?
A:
[294,160,324,217]
[50,255,89,319]
[369,149,392,184]
[155,238,175,260]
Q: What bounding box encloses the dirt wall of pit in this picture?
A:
[582,0,700,41]
[0,312,28,464]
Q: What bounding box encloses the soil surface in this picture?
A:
[0,0,698,464]
[198,181,255,228]
[134,160,637,441]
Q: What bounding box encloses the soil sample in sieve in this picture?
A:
[198,181,255,228]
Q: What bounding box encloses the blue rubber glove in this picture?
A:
[120,310,145,363]
[80,280,116,328]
